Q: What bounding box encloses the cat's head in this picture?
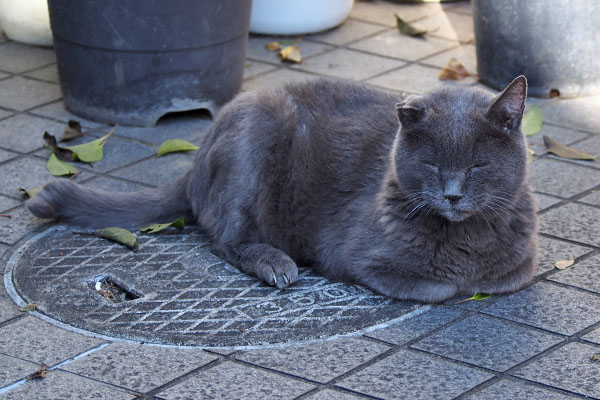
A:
[393,76,528,222]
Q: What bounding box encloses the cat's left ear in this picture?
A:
[395,95,426,126]
[487,75,528,133]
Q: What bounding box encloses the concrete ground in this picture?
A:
[1,1,600,399]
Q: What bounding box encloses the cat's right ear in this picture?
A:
[487,75,527,134]
[395,95,425,125]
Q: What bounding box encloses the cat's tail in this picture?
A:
[26,175,193,229]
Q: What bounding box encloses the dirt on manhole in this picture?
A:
[7,226,419,348]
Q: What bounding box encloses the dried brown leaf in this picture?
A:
[278,44,302,63]
[0,214,10,218]
[549,89,560,98]
[20,303,37,312]
[26,364,48,381]
[543,135,596,161]
[266,41,282,51]
[438,57,469,80]
[554,259,575,270]
[590,353,600,362]
[60,120,83,142]
[43,132,77,162]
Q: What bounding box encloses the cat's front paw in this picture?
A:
[255,252,299,289]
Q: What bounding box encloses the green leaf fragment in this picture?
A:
[47,153,79,176]
[66,131,113,163]
[94,227,139,251]
[139,217,185,233]
[157,139,199,157]
[522,105,543,136]
[20,303,37,312]
[455,292,493,305]
[395,13,428,37]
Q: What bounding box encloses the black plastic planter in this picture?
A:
[473,0,600,98]
[48,1,252,126]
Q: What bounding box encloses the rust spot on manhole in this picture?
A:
[7,227,420,348]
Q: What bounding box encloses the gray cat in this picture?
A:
[27,76,537,303]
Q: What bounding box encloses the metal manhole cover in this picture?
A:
[6,226,420,348]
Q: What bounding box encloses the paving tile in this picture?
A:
[337,349,493,400]
[0,108,13,120]
[528,158,600,197]
[582,327,600,344]
[534,193,562,212]
[538,203,600,246]
[157,361,315,400]
[63,342,216,392]
[483,281,600,335]
[526,124,590,158]
[0,206,52,245]
[110,151,194,187]
[247,36,333,64]
[548,253,600,293]
[420,43,477,74]
[350,31,457,62]
[236,337,389,383]
[536,235,593,275]
[0,42,56,73]
[0,155,87,198]
[412,314,563,372]
[512,342,600,398]
[112,114,212,145]
[81,175,150,193]
[1,370,136,400]
[0,283,20,323]
[242,68,319,92]
[307,19,387,46]
[365,306,462,345]
[462,378,580,400]
[28,100,107,128]
[0,317,105,366]
[0,354,39,387]
[302,388,368,400]
[366,63,476,94]
[293,48,405,81]
[411,9,474,42]
[23,64,59,84]
[0,148,18,163]
[579,189,600,206]
[540,95,600,133]
[350,1,450,26]
[447,2,473,16]
[0,113,67,153]
[243,60,278,80]
[0,194,20,212]
[0,76,61,111]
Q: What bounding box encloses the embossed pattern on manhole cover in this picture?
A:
[8,227,419,348]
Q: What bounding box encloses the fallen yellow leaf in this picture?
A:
[554,259,575,270]
[266,41,282,51]
[279,44,302,63]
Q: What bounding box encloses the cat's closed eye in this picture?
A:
[422,161,439,172]
[467,162,490,173]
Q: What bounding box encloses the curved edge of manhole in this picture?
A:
[3,226,430,351]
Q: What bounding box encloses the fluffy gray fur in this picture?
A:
[27,77,537,303]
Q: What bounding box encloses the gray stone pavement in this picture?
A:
[1,1,599,398]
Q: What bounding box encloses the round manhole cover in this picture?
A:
[6,227,420,348]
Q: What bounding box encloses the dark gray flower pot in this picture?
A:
[473,0,600,97]
[48,0,252,126]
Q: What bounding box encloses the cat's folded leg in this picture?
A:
[363,270,458,303]
[214,243,299,289]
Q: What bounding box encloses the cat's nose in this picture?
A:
[444,193,463,204]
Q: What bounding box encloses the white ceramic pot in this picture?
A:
[0,0,52,46]
[250,0,354,35]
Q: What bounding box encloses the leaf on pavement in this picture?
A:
[139,217,185,233]
[60,120,84,142]
[554,258,575,270]
[278,44,302,63]
[455,292,493,305]
[543,135,596,160]
[395,13,427,37]
[438,57,469,80]
[157,139,199,157]
[522,106,543,136]
[47,153,79,176]
[93,227,139,251]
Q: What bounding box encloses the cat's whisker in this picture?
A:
[477,208,494,231]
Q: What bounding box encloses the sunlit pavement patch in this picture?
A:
[6,226,419,348]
